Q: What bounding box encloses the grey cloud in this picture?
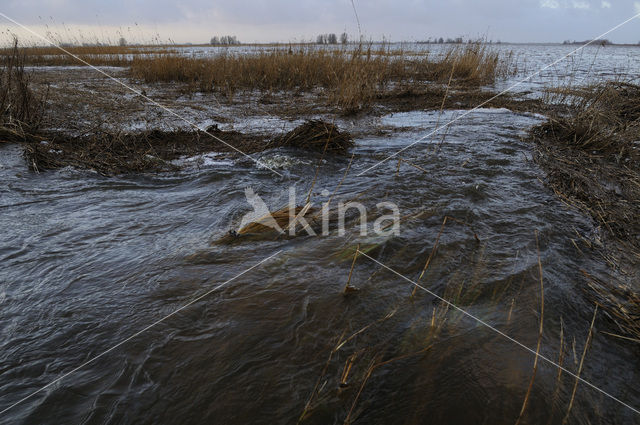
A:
[1,0,639,43]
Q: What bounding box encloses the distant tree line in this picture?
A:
[563,39,611,46]
[210,35,240,45]
[316,33,349,45]
[416,37,479,44]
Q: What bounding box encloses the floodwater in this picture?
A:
[1,44,640,424]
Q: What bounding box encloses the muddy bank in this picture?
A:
[375,87,555,115]
[23,120,353,175]
[529,82,640,255]
[529,82,640,343]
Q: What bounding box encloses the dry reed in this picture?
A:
[530,81,640,259]
[1,39,48,138]
[130,43,514,112]
[562,305,598,424]
[344,244,361,294]
[514,230,545,425]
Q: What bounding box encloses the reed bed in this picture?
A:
[530,81,640,254]
[580,270,639,343]
[129,43,514,113]
[0,39,48,141]
[1,44,172,67]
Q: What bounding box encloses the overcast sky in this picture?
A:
[1,0,640,44]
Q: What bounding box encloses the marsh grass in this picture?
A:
[1,44,174,67]
[531,81,640,257]
[130,42,514,112]
[541,81,640,156]
[0,39,48,140]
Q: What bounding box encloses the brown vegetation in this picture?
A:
[530,81,640,252]
[530,81,640,345]
[23,126,261,174]
[23,120,352,175]
[2,44,171,67]
[129,43,515,113]
[0,40,48,140]
[266,120,353,154]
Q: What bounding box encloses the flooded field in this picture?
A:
[1,43,639,424]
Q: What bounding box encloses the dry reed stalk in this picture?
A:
[334,307,398,353]
[436,113,457,154]
[514,230,546,425]
[298,330,346,424]
[326,153,356,206]
[412,216,448,297]
[579,270,640,342]
[343,345,434,424]
[507,298,516,323]
[600,331,640,344]
[396,157,429,174]
[411,215,481,299]
[344,244,361,294]
[343,357,378,425]
[431,60,456,153]
[306,130,332,204]
[562,305,598,425]
[546,318,566,425]
[340,353,358,387]
[445,216,481,243]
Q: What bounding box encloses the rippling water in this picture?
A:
[1,44,640,424]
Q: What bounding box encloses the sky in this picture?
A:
[1,0,640,45]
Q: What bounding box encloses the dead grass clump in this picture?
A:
[534,82,640,158]
[23,126,265,175]
[580,270,639,343]
[268,120,354,154]
[0,39,48,141]
[530,81,640,252]
[22,119,352,175]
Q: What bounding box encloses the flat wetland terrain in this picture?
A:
[1,41,640,424]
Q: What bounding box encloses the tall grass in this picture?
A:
[0,39,48,136]
[130,43,515,112]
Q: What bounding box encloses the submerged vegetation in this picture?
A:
[2,34,640,424]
